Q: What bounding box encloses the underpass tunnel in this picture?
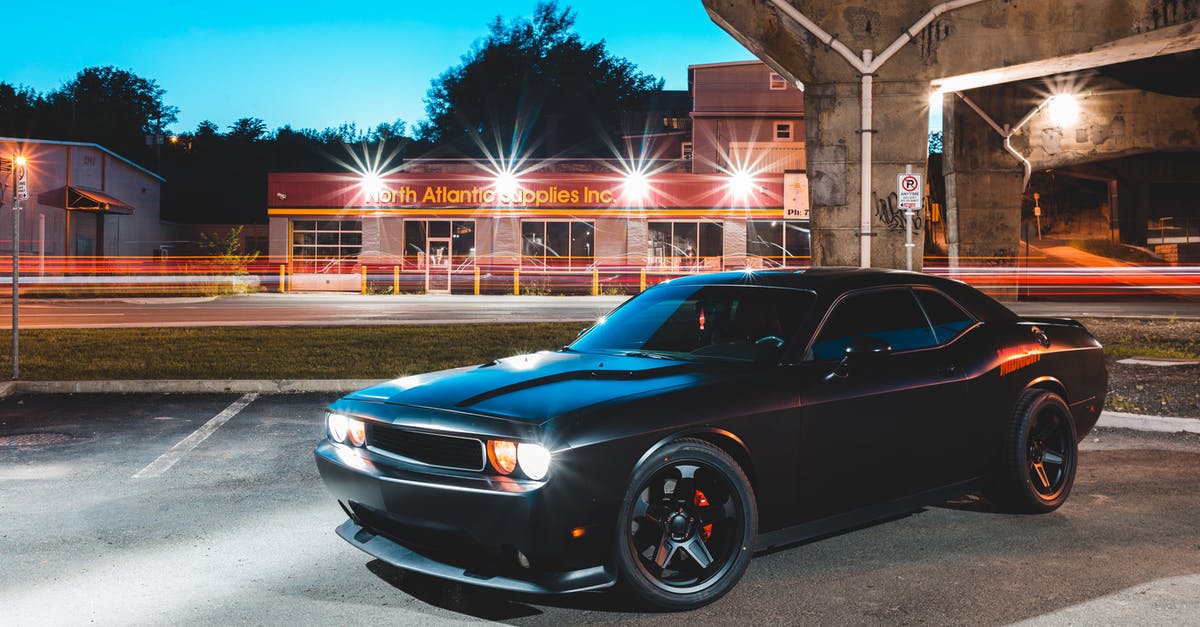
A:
[701,0,1200,273]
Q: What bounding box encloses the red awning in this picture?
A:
[39,185,134,214]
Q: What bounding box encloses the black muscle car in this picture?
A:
[314,268,1107,610]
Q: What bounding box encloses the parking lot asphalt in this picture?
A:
[2,392,1198,625]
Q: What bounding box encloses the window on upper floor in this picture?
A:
[774,121,793,141]
[769,72,787,90]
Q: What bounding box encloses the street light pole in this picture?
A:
[11,154,24,380]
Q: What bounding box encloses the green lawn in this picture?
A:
[0,323,584,380]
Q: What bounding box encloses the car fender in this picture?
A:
[627,427,756,490]
[1022,375,1069,403]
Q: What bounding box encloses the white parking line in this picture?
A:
[132,393,259,479]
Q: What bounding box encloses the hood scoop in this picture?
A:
[456,364,692,408]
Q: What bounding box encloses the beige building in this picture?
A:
[688,61,806,175]
[0,138,167,259]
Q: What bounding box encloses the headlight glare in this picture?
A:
[517,443,551,480]
[327,412,349,443]
[347,419,367,447]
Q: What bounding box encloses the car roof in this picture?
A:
[662,267,1018,322]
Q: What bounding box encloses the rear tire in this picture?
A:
[615,438,756,610]
[987,389,1078,513]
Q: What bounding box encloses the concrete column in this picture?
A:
[360,216,382,264]
[806,80,930,269]
[377,217,405,263]
[943,87,1024,296]
[626,218,649,267]
[722,218,747,269]
[267,217,289,266]
[593,217,627,267]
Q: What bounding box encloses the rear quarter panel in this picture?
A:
[956,319,1106,475]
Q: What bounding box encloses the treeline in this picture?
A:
[0,1,662,224]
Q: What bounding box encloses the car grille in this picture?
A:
[366,423,486,471]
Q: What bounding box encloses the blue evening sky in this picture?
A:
[1,1,754,135]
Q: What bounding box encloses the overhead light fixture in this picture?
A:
[1046,94,1080,127]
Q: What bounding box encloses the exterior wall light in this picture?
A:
[622,169,650,202]
[728,168,759,198]
[1047,94,1080,127]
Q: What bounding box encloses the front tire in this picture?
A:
[615,438,757,610]
[988,389,1078,513]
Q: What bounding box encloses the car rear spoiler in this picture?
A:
[1018,316,1086,329]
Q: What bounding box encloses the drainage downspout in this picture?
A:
[957,92,1046,189]
[766,0,987,267]
[860,50,874,267]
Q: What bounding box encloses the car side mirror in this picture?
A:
[830,336,892,378]
[752,335,785,363]
[844,336,891,358]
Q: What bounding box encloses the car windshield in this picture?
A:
[571,284,816,362]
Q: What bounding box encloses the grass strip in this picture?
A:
[0,323,583,381]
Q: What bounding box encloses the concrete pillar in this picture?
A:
[722,218,747,269]
[806,79,930,268]
[594,217,627,267]
[377,217,405,263]
[943,86,1024,297]
[267,217,289,266]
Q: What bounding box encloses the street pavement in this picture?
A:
[1,392,1198,625]
[4,293,1200,329]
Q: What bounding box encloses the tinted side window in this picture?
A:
[915,289,975,344]
[809,290,936,360]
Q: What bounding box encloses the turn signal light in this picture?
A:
[347,419,366,447]
[488,439,518,475]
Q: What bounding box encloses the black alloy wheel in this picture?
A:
[989,389,1079,513]
[615,438,756,610]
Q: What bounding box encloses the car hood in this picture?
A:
[346,350,727,423]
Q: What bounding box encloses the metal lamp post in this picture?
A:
[11,154,25,379]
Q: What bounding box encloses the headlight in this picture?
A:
[327,412,349,443]
[517,443,551,480]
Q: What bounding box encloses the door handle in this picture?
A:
[937,363,959,377]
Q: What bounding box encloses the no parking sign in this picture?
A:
[897,172,922,210]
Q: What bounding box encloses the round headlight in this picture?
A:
[327,412,349,443]
[517,443,551,480]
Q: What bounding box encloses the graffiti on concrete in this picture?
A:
[875,192,924,232]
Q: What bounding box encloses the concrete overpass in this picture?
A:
[702,0,1200,274]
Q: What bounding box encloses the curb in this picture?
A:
[0,379,386,398]
[2,381,1197,435]
[1096,411,1200,434]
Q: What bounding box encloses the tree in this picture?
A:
[47,66,178,164]
[0,83,48,138]
[423,1,663,157]
[227,117,268,142]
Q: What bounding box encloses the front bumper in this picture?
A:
[314,440,616,594]
[334,519,612,594]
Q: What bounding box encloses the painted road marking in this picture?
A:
[132,393,259,479]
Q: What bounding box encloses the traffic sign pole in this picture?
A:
[897,166,923,272]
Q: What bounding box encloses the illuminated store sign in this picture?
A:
[364,184,617,207]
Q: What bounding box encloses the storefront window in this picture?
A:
[746,220,810,267]
[403,220,475,268]
[648,221,724,271]
[291,220,362,270]
[522,220,594,268]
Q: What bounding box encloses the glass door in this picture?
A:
[425,237,452,293]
